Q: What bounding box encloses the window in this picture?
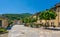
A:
[59,22,60,25]
[44,22,49,27]
[0,20,2,26]
[40,20,42,22]
[51,22,54,26]
[58,22,60,27]
[45,23,46,25]
[46,22,49,25]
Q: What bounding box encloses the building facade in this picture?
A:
[32,3,60,27]
[0,15,8,28]
[13,20,22,25]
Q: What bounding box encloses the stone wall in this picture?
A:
[0,18,8,28]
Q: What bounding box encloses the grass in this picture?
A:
[0,28,8,34]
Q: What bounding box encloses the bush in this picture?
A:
[0,28,8,34]
[29,23,42,28]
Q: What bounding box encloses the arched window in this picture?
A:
[58,22,60,26]
[51,22,54,27]
[44,22,49,27]
[40,20,42,22]
[46,22,49,25]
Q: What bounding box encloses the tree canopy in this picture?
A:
[39,10,57,20]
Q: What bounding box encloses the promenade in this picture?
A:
[0,25,60,37]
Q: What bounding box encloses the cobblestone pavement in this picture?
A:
[0,25,60,37]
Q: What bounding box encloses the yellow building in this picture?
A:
[0,15,8,28]
[32,2,60,27]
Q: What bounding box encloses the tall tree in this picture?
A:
[39,10,57,27]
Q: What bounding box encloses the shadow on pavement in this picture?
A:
[44,27,60,31]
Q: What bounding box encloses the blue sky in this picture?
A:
[0,0,60,14]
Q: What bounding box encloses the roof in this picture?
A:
[50,7,56,12]
[55,2,60,7]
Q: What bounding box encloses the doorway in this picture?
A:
[0,20,2,27]
[58,22,60,27]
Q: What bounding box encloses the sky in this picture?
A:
[0,0,60,14]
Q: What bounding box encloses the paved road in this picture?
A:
[0,33,8,37]
[0,25,60,37]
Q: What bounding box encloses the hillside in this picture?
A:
[2,13,32,20]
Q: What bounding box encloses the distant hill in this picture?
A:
[2,13,32,20]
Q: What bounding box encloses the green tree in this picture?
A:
[23,17,30,23]
[39,10,57,27]
[23,17,37,23]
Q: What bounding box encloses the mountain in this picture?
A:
[2,13,32,20]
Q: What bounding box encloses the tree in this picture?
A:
[30,18,37,23]
[39,10,57,27]
[23,17,37,23]
[23,17,30,23]
[22,16,37,27]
